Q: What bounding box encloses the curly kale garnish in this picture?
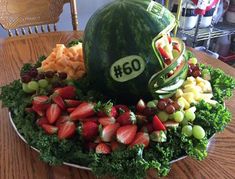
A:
[200,64,235,103]
[194,100,232,137]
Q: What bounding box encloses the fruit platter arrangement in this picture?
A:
[1,0,235,179]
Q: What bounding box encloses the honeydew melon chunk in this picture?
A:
[178,97,190,109]
[182,92,195,104]
[175,89,184,98]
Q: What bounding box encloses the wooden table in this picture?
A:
[0,31,234,179]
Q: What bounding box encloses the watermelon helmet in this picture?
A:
[83,0,187,102]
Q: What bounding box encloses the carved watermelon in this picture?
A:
[83,0,187,102]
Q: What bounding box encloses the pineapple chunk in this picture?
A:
[175,89,184,98]
[178,97,190,109]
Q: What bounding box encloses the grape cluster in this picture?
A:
[21,67,68,93]
[157,98,180,114]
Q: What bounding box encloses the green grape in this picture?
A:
[157,111,169,122]
[38,79,49,88]
[173,111,184,123]
[201,69,211,80]
[189,57,198,65]
[182,125,193,137]
[147,101,156,108]
[22,83,34,93]
[201,69,210,76]
[184,110,196,122]
[192,125,205,140]
[27,81,39,91]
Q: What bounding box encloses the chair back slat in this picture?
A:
[21,28,26,35]
[0,0,78,36]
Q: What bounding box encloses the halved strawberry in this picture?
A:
[96,143,111,154]
[101,123,120,142]
[32,104,45,116]
[36,117,49,127]
[55,115,70,127]
[67,107,76,113]
[136,99,146,113]
[41,124,58,135]
[46,104,61,124]
[152,115,166,131]
[58,121,76,139]
[129,132,150,148]
[54,86,76,99]
[70,102,95,120]
[117,111,136,126]
[116,125,137,145]
[80,121,98,141]
[64,99,82,108]
[98,116,116,126]
[51,94,65,110]
[32,96,49,105]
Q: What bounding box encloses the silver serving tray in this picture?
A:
[8,112,213,169]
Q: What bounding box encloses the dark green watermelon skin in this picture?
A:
[84,0,175,102]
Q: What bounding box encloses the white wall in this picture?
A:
[0,0,114,38]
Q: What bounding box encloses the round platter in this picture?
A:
[8,112,214,170]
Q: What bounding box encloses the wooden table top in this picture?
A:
[0,31,234,179]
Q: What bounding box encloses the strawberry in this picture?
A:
[70,102,95,120]
[152,115,166,131]
[116,125,137,145]
[140,123,154,133]
[117,111,136,126]
[98,116,116,126]
[32,96,49,116]
[100,123,120,142]
[36,117,49,127]
[67,107,76,113]
[46,104,61,124]
[58,121,76,139]
[54,86,76,99]
[81,121,98,141]
[55,115,70,127]
[80,117,98,123]
[51,94,65,110]
[32,104,45,116]
[66,107,76,113]
[136,99,146,113]
[114,105,130,114]
[97,106,117,118]
[64,99,82,107]
[32,96,49,105]
[96,143,111,154]
[41,124,58,134]
[129,132,150,148]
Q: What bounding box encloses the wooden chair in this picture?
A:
[0,0,78,36]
